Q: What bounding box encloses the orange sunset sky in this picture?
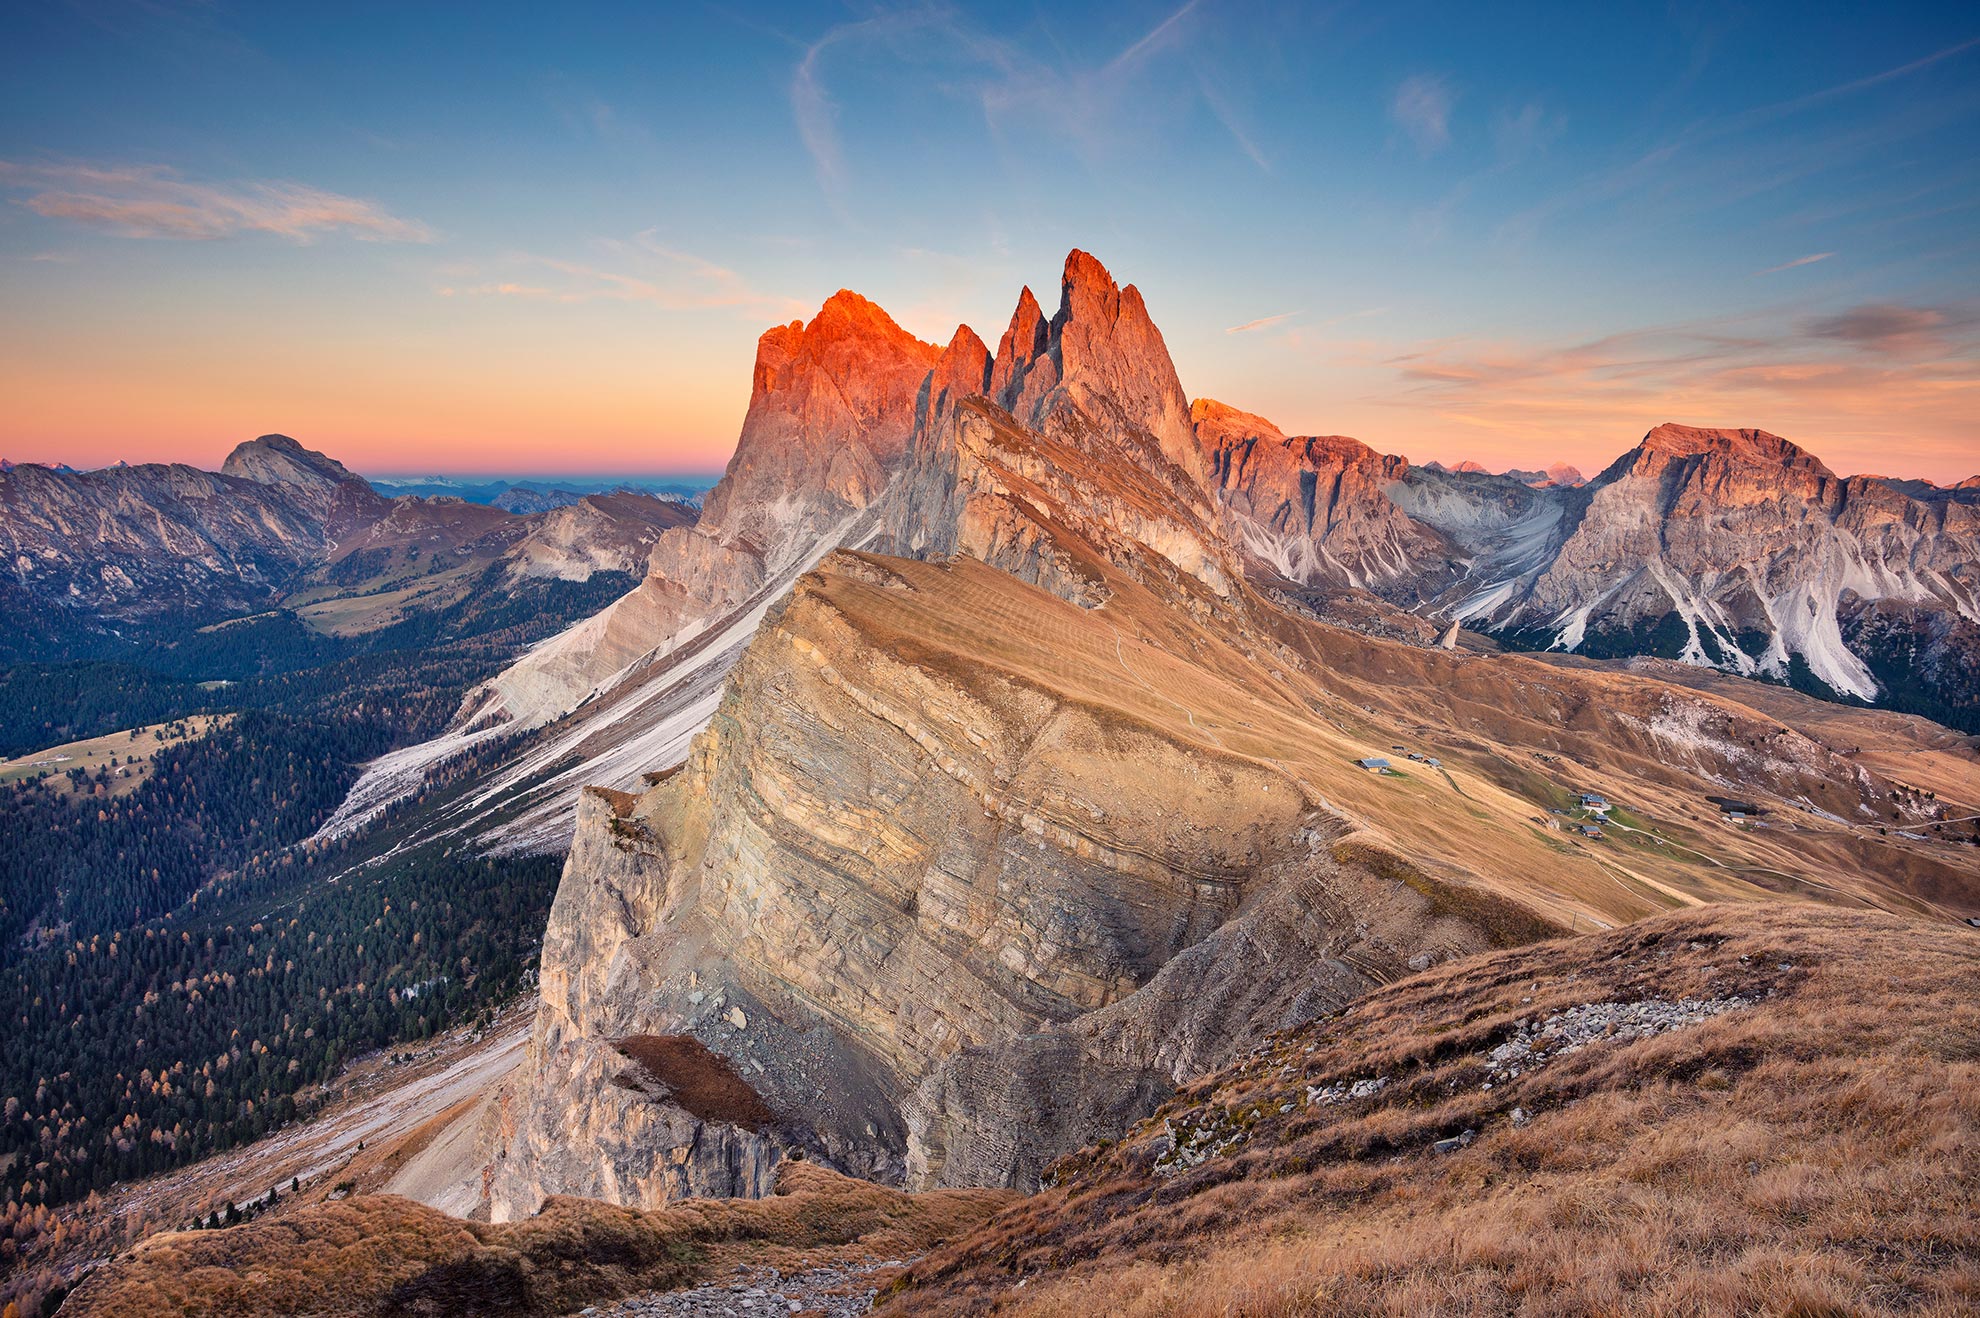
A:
[3,4,1976,483]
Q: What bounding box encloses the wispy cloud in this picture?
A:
[1491,102,1565,161]
[788,0,1267,218]
[1498,35,1980,246]
[1226,311,1298,334]
[1804,302,1959,354]
[1391,75,1454,153]
[1752,251,1836,277]
[1352,299,1980,472]
[1197,70,1270,172]
[440,231,807,320]
[1719,34,1980,135]
[790,20,864,206]
[0,160,433,243]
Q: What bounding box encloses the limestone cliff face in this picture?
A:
[491,553,1508,1217]
[494,789,801,1208]
[1190,398,1459,596]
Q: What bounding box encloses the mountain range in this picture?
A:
[0,436,697,659]
[320,251,1964,1226]
[16,250,1980,1317]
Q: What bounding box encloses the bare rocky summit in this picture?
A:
[467,291,941,733]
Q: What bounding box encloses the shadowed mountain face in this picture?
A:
[0,437,369,625]
[473,251,1980,1226]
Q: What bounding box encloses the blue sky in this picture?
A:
[2,1,1976,479]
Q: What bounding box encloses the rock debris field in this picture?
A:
[1156,991,1754,1175]
[587,1261,903,1317]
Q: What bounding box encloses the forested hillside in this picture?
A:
[0,563,630,1293]
[0,840,559,1214]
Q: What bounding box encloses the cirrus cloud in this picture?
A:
[1391,75,1454,153]
[439,230,808,321]
[0,160,434,243]
[1804,302,1956,354]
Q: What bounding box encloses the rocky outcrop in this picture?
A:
[469,293,941,731]
[491,552,1516,1218]
[1190,398,1458,596]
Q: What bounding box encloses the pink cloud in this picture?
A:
[0,160,433,243]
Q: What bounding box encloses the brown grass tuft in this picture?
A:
[64,1161,1016,1317]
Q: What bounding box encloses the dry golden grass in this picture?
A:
[0,714,228,796]
[880,904,1980,1316]
[65,1160,1016,1317]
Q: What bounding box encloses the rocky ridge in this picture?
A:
[1430,423,1980,707]
[465,292,941,735]
[485,251,1979,1226]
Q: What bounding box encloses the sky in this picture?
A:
[1,2,1976,482]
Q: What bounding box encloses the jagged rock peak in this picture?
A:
[918,324,993,434]
[934,324,992,397]
[989,284,1053,414]
[984,249,1202,487]
[751,290,939,401]
[701,287,941,543]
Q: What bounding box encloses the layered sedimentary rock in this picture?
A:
[493,250,1618,1217]
[490,549,1520,1218]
